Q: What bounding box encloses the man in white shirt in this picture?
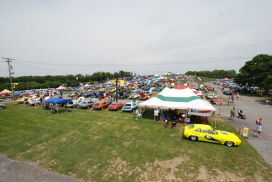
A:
[154,108,160,121]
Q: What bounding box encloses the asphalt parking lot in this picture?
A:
[211,86,272,166]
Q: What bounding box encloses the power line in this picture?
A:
[14,55,254,68]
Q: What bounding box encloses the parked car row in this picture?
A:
[205,93,223,105]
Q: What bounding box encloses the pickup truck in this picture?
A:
[122,100,138,112]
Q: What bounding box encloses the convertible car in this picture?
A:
[183,124,241,147]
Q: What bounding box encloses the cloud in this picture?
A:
[0,0,272,77]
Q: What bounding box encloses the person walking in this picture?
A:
[237,93,240,100]
[229,107,235,120]
[231,93,235,103]
[254,118,263,138]
[255,118,263,131]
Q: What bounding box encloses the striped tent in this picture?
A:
[139,87,215,115]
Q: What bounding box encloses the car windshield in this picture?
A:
[213,129,218,134]
[94,103,100,106]
[203,129,215,134]
[111,104,116,106]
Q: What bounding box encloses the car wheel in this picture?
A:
[86,106,89,109]
[190,135,198,141]
[225,141,234,147]
[0,106,3,109]
[101,107,103,110]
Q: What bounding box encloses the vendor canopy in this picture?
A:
[45,98,68,104]
[0,89,12,93]
[139,87,215,112]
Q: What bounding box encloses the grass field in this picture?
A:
[1,103,272,181]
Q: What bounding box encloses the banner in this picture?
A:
[188,108,213,116]
[110,80,124,87]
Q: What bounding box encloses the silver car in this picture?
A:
[78,101,94,109]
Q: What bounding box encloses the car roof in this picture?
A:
[188,124,213,129]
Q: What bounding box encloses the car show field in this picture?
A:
[1,76,272,181]
[1,99,272,181]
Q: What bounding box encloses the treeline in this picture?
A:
[185,70,236,78]
[234,54,272,91]
[0,70,133,90]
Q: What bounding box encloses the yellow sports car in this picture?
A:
[183,124,241,147]
[16,97,29,103]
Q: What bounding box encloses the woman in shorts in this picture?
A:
[254,124,262,138]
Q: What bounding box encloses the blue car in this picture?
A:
[223,91,232,95]
[83,93,94,97]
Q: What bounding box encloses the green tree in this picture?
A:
[234,54,272,91]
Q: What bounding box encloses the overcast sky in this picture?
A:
[1,0,272,77]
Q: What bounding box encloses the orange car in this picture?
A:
[93,98,110,110]
[108,102,125,111]
[139,94,150,100]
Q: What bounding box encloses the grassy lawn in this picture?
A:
[1,103,272,181]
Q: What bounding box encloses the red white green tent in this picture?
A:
[139,87,215,116]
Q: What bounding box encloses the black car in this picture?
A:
[223,91,232,95]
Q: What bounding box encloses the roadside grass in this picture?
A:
[1,103,272,181]
[219,97,235,106]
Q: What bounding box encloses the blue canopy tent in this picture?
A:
[44,98,69,114]
[45,98,69,104]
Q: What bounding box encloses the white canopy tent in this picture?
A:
[139,87,215,116]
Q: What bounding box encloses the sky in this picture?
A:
[1,0,272,77]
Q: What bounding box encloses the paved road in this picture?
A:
[210,85,272,166]
[0,154,85,182]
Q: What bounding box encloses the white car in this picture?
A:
[129,93,140,99]
[205,93,214,99]
[29,98,41,105]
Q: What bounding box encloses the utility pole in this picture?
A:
[115,74,119,102]
[2,57,15,100]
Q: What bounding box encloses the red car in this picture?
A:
[139,94,150,100]
[93,98,110,110]
[211,96,223,105]
[93,101,110,110]
[101,93,111,98]
[108,102,125,111]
